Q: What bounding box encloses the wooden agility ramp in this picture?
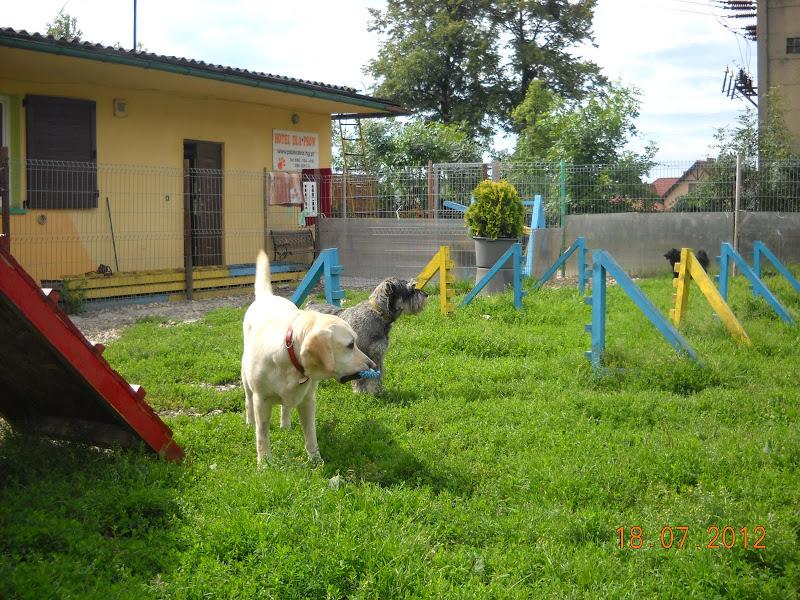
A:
[0,245,183,461]
[670,248,751,346]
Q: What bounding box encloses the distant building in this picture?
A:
[652,177,679,199]
[661,160,715,211]
[757,0,800,151]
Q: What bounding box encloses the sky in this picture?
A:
[5,0,758,164]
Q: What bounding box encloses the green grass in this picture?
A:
[2,271,800,598]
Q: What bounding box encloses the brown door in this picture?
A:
[184,141,223,266]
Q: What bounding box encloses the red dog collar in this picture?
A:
[285,326,309,384]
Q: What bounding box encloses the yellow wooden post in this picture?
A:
[669,248,751,345]
[415,246,455,315]
[669,248,692,326]
[439,245,456,314]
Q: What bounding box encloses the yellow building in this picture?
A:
[0,27,405,294]
[757,0,800,151]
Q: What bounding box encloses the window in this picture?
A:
[687,183,697,193]
[788,37,800,54]
[25,95,98,209]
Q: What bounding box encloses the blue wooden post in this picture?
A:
[578,240,587,296]
[462,243,525,309]
[718,244,731,300]
[585,250,698,371]
[523,195,544,278]
[512,244,525,309]
[718,242,794,324]
[584,257,607,370]
[291,248,345,307]
[754,241,800,295]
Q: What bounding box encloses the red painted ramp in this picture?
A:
[0,247,183,462]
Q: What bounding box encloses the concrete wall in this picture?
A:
[317,218,476,285]
[318,211,800,284]
[564,212,733,276]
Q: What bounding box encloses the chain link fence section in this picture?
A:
[327,158,800,221]
[5,158,309,305]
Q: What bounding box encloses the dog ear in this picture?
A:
[301,328,335,374]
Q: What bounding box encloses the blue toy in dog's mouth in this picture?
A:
[339,369,381,384]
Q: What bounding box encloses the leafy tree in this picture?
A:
[332,118,485,216]
[46,11,82,41]
[509,80,658,213]
[487,0,606,132]
[674,91,800,212]
[366,0,496,138]
[334,119,484,170]
[366,0,604,138]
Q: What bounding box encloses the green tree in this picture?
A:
[46,10,83,41]
[334,119,484,170]
[365,0,604,137]
[674,91,799,212]
[487,0,606,132]
[366,0,496,138]
[510,80,658,213]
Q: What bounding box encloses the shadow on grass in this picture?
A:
[318,417,474,496]
[0,429,183,597]
[375,387,420,406]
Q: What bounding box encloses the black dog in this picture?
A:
[664,248,710,278]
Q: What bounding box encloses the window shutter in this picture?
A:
[26,95,98,209]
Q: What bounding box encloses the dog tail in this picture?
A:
[254,250,272,299]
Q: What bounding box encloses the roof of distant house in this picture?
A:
[662,159,715,199]
[0,27,409,117]
[652,177,679,198]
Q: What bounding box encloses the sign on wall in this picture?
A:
[272,129,319,171]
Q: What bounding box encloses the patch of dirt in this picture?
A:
[68,285,300,345]
[157,408,226,418]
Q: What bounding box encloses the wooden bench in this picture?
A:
[269,229,315,270]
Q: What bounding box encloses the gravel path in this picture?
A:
[69,294,254,345]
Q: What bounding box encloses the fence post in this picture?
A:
[183,163,193,301]
[733,154,742,277]
[559,159,567,277]
[492,160,500,182]
[427,160,435,219]
[0,147,9,253]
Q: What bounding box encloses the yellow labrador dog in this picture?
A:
[241,250,374,464]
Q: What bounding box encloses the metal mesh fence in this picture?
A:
[323,158,800,223]
[1,155,799,304]
[1,158,309,305]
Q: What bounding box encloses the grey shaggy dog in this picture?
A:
[305,278,428,394]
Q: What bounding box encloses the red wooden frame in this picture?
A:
[0,246,184,462]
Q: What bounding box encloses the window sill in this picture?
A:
[10,207,27,215]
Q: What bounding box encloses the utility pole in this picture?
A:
[133,0,137,50]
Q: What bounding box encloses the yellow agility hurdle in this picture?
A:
[415,246,456,315]
[669,248,751,346]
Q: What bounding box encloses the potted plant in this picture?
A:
[465,180,524,293]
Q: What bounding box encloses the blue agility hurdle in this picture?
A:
[535,236,587,295]
[717,242,794,324]
[753,241,800,296]
[585,250,698,371]
[462,243,526,309]
[290,248,345,308]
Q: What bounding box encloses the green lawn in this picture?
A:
[1,271,799,598]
